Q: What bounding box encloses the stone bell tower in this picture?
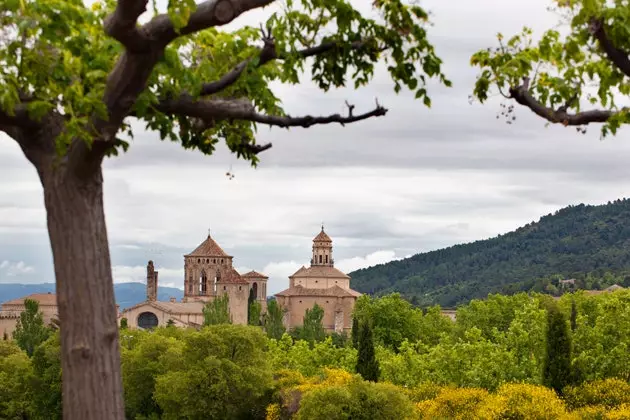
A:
[311,225,333,267]
[147,260,158,302]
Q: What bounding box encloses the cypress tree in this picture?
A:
[356,322,379,382]
[543,302,572,393]
[351,316,359,349]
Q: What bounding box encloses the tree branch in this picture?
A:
[92,0,278,168]
[509,78,618,125]
[589,18,630,78]
[200,34,376,96]
[158,96,388,128]
[103,0,151,53]
[143,0,276,46]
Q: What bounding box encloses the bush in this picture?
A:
[416,387,489,419]
[296,376,416,420]
[563,378,630,410]
[476,383,568,419]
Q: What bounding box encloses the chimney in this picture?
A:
[169,297,176,303]
[147,260,158,302]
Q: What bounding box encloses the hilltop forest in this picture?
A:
[349,199,630,307]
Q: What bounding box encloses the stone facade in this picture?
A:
[0,293,60,337]
[275,227,361,334]
[119,233,268,329]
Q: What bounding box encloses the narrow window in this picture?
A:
[319,255,322,263]
[325,255,328,264]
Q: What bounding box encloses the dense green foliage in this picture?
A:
[290,304,325,346]
[350,199,630,307]
[1,290,629,419]
[203,294,231,325]
[12,299,52,357]
[264,299,286,340]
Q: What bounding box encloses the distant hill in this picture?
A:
[0,282,183,310]
[349,199,630,307]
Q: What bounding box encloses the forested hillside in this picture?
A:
[349,199,630,307]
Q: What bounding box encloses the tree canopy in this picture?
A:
[0,0,449,161]
[470,0,630,137]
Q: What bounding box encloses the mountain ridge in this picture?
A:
[348,199,630,307]
[0,282,184,310]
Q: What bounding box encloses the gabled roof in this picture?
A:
[120,300,205,315]
[242,270,269,279]
[275,285,361,298]
[217,268,249,284]
[2,292,57,306]
[185,234,230,257]
[313,227,332,243]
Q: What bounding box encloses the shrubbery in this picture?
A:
[1,289,629,419]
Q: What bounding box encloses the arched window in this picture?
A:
[252,282,258,299]
[200,270,207,295]
[137,312,159,329]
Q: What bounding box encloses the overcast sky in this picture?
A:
[1,0,630,296]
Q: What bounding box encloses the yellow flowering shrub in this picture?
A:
[564,379,630,410]
[416,387,489,419]
[265,403,282,420]
[606,404,630,419]
[475,383,569,419]
[407,382,447,403]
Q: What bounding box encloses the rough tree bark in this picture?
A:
[11,119,125,419]
[43,167,123,419]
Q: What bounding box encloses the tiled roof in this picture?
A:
[290,265,350,279]
[242,270,269,279]
[217,268,249,284]
[185,234,230,257]
[152,301,205,314]
[2,292,58,306]
[120,300,205,315]
[313,228,332,242]
[275,285,361,298]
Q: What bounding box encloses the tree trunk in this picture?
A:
[41,162,125,419]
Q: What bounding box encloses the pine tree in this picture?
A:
[543,302,572,393]
[356,322,379,382]
[13,298,51,357]
[351,316,360,349]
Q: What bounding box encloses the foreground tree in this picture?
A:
[13,299,51,357]
[471,0,629,137]
[0,0,448,417]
